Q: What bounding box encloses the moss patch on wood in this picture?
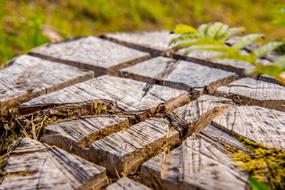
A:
[232,137,285,190]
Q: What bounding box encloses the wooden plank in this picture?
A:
[140,125,248,190]
[41,115,130,147]
[121,57,237,94]
[0,138,107,190]
[215,77,285,111]
[29,37,150,75]
[20,75,190,119]
[0,55,93,107]
[212,105,285,149]
[106,177,151,190]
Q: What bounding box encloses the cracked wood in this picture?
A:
[215,77,285,111]
[20,75,190,119]
[0,138,107,190]
[140,125,248,190]
[212,105,285,149]
[29,37,150,76]
[121,57,237,94]
[0,55,93,107]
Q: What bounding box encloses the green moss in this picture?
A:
[232,137,285,190]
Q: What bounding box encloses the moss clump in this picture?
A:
[232,137,285,190]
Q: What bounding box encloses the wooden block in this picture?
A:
[212,105,285,149]
[215,77,285,111]
[29,37,150,75]
[42,117,180,176]
[140,125,248,190]
[121,57,237,93]
[164,95,232,138]
[106,177,151,190]
[174,95,233,124]
[0,55,93,107]
[0,138,107,190]
[20,75,190,118]
[41,115,130,147]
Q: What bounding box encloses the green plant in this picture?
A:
[170,22,285,84]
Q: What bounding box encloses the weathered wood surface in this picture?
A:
[0,55,93,107]
[104,31,253,73]
[103,31,175,53]
[40,95,230,177]
[20,75,190,117]
[42,117,179,176]
[0,138,108,190]
[121,57,237,94]
[212,105,285,149]
[29,37,150,75]
[216,77,285,111]
[106,177,151,190]
[174,95,233,123]
[41,115,129,147]
[140,125,248,190]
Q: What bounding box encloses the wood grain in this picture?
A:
[20,75,190,119]
[121,56,237,94]
[103,31,175,53]
[215,77,285,111]
[106,177,151,190]
[0,138,107,190]
[212,105,285,149]
[0,55,93,107]
[29,37,150,76]
[41,115,129,148]
[141,125,248,190]
[104,31,253,73]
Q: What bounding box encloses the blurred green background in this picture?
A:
[0,0,285,67]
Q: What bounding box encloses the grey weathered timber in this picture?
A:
[103,31,253,73]
[39,95,231,177]
[140,125,248,190]
[20,75,190,119]
[106,177,151,190]
[212,105,285,149]
[174,95,233,124]
[103,31,175,53]
[41,115,129,147]
[29,37,150,76]
[0,55,93,107]
[215,77,285,111]
[0,138,108,190]
[42,117,180,176]
[121,57,237,94]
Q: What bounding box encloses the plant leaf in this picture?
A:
[198,23,209,36]
[207,22,224,39]
[220,27,245,41]
[169,33,201,45]
[232,33,264,50]
[172,24,197,34]
[254,41,283,58]
[173,38,224,51]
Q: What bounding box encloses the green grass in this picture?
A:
[0,0,284,66]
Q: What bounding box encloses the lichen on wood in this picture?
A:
[232,137,285,189]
